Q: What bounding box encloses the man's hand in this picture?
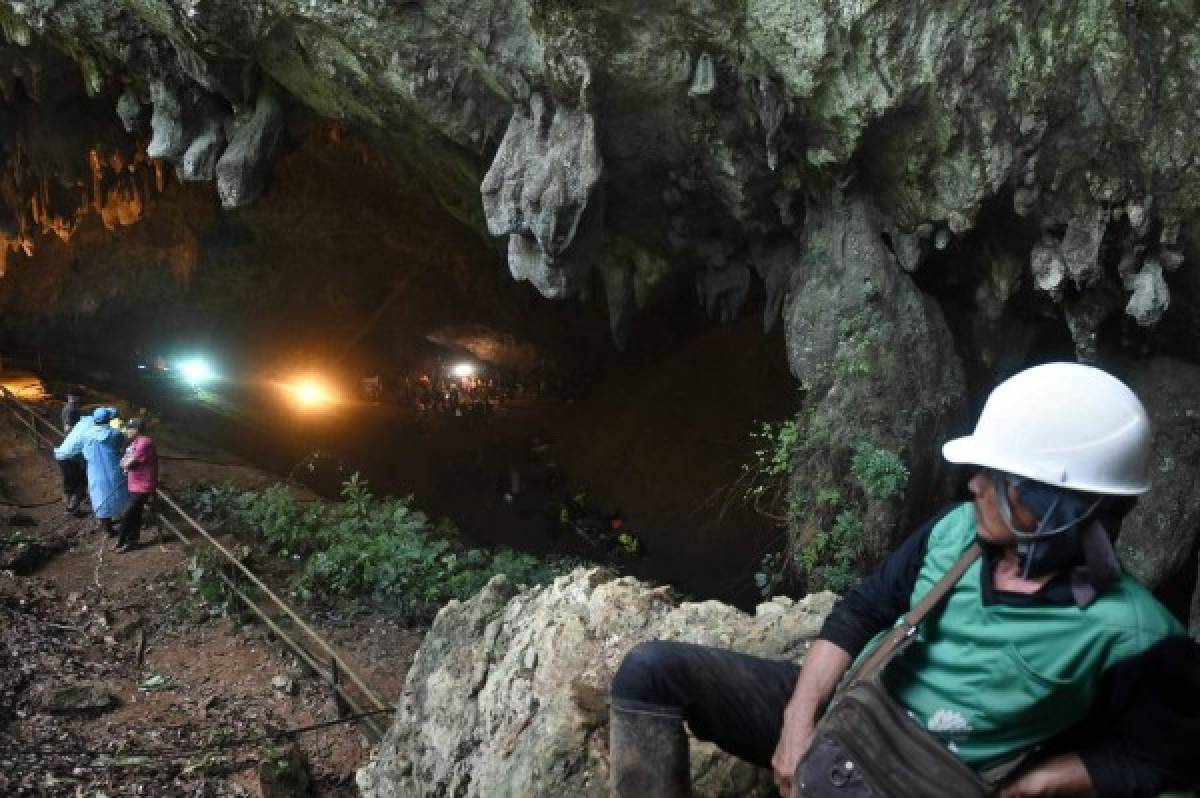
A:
[770,710,816,798]
[770,640,853,798]
[997,754,1095,798]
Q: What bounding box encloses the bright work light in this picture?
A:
[451,362,475,378]
[177,356,216,385]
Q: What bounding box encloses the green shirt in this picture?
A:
[878,503,1183,768]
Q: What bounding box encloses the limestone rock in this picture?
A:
[3,0,1200,342]
[696,263,751,324]
[1063,282,1121,364]
[146,79,188,161]
[177,111,226,183]
[216,83,284,208]
[1118,359,1200,591]
[39,682,118,714]
[1030,238,1067,300]
[481,93,604,301]
[1061,207,1107,289]
[357,569,837,798]
[1125,259,1171,327]
[115,87,144,133]
[782,192,966,570]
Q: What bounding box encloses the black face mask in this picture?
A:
[990,472,1103,579]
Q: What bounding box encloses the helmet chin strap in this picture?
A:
[990,471,1102,579]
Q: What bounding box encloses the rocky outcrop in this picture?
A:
[481,91,604,302]
[38,682,118,714]
[783,192,966,579]
[357,569,837,797]
[1119,359,1200,599]
[0,0,1194,338]
[215,83,285,208]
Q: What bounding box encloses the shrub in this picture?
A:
[742,418,801,515]
[851,440,909,500]
[186,477,580,618]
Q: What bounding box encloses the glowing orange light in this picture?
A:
[282,376,338,410]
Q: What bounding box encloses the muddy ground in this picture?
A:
[0,387,423,797]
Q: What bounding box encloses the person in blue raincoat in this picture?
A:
[55,407,128,535]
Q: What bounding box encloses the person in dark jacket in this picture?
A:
[56,392,86,512]
[61,392,82,432]
[608,364,1200,798]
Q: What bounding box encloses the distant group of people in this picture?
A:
[53,392,159,552]
[360,363,583,420]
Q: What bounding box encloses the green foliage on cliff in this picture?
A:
[851,440,909,500]
[187,475,578,619]
[743,415,910,597]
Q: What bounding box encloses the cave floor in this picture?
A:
[0,401,421,797]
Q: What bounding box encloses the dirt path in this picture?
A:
[0,391,422,797]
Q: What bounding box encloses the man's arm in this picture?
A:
[125,438,148,466]
[770,640,852,797]
[769,507,956,797]
[998,754,1095,797]
[1070,636,1200,796]
[54,421,87,460]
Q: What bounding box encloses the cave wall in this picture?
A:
[0,0,1198,611]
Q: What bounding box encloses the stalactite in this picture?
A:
[0,127,173,280]
[89,148,102,212]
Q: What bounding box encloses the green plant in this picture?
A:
[187,475,580,619]
[851,440,909,500]
[795,509,865,593]
[834,313,883,379]
[828,510,865,565]
[814,487,842,509]
[184,481,245,527]
[738,420,902,596]
[799,529,826,574]
[816,562,857,593]
[741,418,801,517]
[188,547,237,618]
[752,419,799,479]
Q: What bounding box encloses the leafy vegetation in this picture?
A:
[833,307,897,382]
[851,440,909,500]
[741,414,909,597]
[742,419,800,513]
[186,475,581,619]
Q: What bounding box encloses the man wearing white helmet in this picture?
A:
[609,363,1199,797]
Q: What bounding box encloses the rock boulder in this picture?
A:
[1119,359,1200,592]
[357,569,837,798]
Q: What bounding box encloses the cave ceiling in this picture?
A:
[0,0,1195,365]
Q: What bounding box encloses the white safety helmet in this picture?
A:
[942,362,1152,495]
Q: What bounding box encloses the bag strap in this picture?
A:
[852,541,983,682]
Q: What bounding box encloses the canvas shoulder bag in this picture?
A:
[795,542,1008,798]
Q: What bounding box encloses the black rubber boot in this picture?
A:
[609,699,691,798]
